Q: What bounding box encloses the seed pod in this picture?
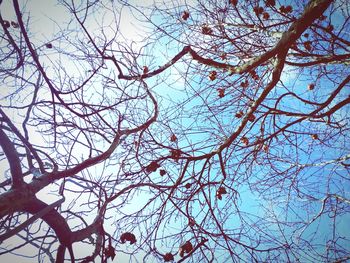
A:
[179,241,193,257]
[241,137,249,145]
[284,5,293,13]
[248,114,256,122]
[240,80,249,88]
[235,111,244,118]
[262,12,270,20]
[145,161,160,173]
[202,25,213,35]
[308,83,315,90]
[163,253,174,262]
[217,88,225,98]
[263,144,269,153]
[230,0,238,6]
[265,0,275,7]
[253,6,264,16]
[303,41,312,51]
[3,20,10,28]
[182,11,190,20]
[11,21,19,28]
[170,134,177,142]
[208,71,217,81]
[143,66,149,74]
[120,232,136,245]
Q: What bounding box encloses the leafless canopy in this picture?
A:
[0,0,349,262]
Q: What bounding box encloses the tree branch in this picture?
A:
[0,197,65,243]
[0,127,23,188]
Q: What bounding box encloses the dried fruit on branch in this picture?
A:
[263,144,269,153]
[265,0,275,7]
[120,232,136,244]
[280,5,292,14]
[311,134,318,140]
[170,149,181,161]
[240,80,249,88]
[170,134,177,142]
[163,253,174,262]
[241,137,249,146]
[230,0,238,6]
[202,25,213,35]
[284,5,293,13]
[160,169,167,176]
[11,21,19,28]
[216,186,227,200]
[235,111,244,118]
[303,41,312,51]
[143,66,149,74]
[248,114,256,122]
[182,11,190,20]
[217,88,225,98]
[45,43,53,48]
[179,241,193,257]
[254,6,264,16]
[220,53,227,60]
[145,161,160,173]
[262,12,270,20]
[249,70,259,80]
[104,245,116,260]
[308,83,315,90]
[3,20,10,28]
[208,70,217,81]
[218,186,227,195]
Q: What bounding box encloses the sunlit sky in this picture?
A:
[0,1,152,262]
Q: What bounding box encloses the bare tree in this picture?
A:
[0,0,349,262]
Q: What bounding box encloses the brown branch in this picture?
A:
[176,0,333,161]
[0,80,159,217]
[18,198,103,262]
[0,197,65,243]
[315,97,350,118]
[12,0,95,119]
[21,198,72,246]
[0,108,45,173]
[118,45,191,80]
[263,74,350,118]
[55,244,66,263]
[286,53,350,67]
[0,127,23,188]
[188,0,333,74]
